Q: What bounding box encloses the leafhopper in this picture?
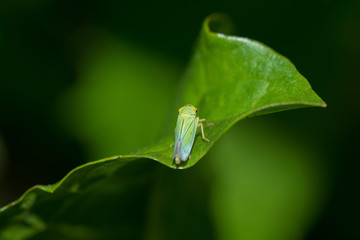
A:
[173,104,211,165]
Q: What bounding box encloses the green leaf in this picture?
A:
[135,13,326,169]
[0,14,326,239]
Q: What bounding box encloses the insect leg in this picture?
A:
[198,118,214,126]
[198,122,210,142]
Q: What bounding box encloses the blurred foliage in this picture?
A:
[145,119,327,240]
[59,30,181,158]
[0,0,359,239]
[0,136,6,189]
[209,120,326,240]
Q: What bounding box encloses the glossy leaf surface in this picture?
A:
[0,14,326,239]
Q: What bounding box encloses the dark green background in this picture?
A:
[0,0,359,239]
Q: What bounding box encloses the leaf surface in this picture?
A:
[0,14,326,239]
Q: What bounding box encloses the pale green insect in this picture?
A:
[173,104,211,165]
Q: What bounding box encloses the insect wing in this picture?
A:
[173,114,197,161]
[180,116,197,158]
[174,114,183,143]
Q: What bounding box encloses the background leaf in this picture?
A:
[144,119,327,240]
[58,30,181,159]
[208,120,326,240]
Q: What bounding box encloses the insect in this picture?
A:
[173,104,211,165]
